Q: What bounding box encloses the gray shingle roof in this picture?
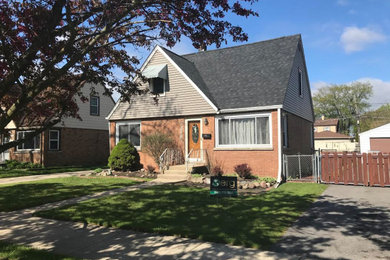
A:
[164,34,301,110]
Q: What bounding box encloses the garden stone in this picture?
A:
[243,184,249,189]
[248,183,255,189]
[254,182,260,188]
[266,182,271,188]
[260,181,267,189]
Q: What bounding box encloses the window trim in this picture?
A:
[16,131,41,151]
[115,121,141,149]
[215,113,273,149]
[298,68,303,98]
[48,130,60,151]
[149,77,166,96]
[90,95,100,116]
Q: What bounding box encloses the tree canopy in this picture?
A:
[0,0,259,153]
[360,104,390,132]
[313,82,373,136]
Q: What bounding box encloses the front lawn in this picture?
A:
[36,183,327,249]
[0,177,143,212]
[0,240,78,260]
[0,166,105,179]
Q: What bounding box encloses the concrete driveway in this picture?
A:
[273,185,390,259]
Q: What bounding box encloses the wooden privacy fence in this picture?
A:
[321,152,390,187]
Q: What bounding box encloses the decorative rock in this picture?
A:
[266,182,271,188]
[204,178,210,185]
[254,182,260,188]
[239,185,243,189]
[141,168,145,172]
[107,169,112,176]
[243,184,249,189]
[260,181,267,189]
[248,183,255,189]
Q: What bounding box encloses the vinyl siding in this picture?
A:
[109,49,216,120]
[283,44,314,122]
[58,83,115,130]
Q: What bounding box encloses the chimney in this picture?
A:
[321,115,325,120]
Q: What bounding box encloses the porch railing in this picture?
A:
[185,149,210,173]
[159,148,184,173]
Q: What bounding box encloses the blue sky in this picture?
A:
[115,0,390,109]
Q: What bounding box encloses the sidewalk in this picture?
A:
[0,170,90,185]
[0,180,288,259]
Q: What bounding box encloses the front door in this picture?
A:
[188,120,201,160]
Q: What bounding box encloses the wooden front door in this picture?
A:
[188,121,201,159]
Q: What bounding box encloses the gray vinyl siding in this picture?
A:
[283,45,314,122]
[109,49,216,120]
[58,83,115,130]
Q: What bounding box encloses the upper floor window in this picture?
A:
[324,127,330,131]
[216,113,272,148]
[17,131,40,150]
[90,96,100,116]
[298,68,303,97]
[149,78,165,95]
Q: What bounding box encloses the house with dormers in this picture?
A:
[107,34,315,181]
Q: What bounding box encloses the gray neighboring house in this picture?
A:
[107,34,315,181]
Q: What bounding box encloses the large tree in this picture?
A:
[0,0,258,153]
[313,82,373,137]
[360,104,390,132]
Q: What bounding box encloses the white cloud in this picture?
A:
[356,78,390,109]
[311,81,329,93]
[340,26,386,53]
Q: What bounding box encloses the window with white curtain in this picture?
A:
[116,121,141,148]
[216,114,271,148]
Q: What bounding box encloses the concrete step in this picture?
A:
[168,164,187,171]
[159,173,187,179]
[164,169,187,174]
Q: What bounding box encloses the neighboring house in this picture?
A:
[360,123,390,153]
[107,34,314,181]
[314,117,338,133]
[0,83,115,166]
[314,117,357,152]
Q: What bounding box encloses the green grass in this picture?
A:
[35,183,327,249]
[0,240,78,260]
[0,177,142,212]
[0,166,107,179]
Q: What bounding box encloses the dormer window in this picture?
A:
[149,77,165,95]
[142,64,168,95]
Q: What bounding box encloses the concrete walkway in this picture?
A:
[0,170,90,185]
[272,185,390,260]
[0,180,288,259]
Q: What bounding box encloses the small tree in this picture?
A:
[142,132,174,164]
[108,139,140,171]
[234,163,252,179]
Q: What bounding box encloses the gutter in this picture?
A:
[276,108,283,185]
[219,105,282,114]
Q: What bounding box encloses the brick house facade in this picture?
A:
[108,35,315,181]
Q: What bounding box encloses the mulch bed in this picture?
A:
[112,170,158,179]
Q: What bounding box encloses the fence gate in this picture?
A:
[321,152,390,187]
[283,153,320,182]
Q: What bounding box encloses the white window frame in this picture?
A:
[115,121,141,149]
[298,68,303,98]
[215,113,273,149]
[16,131,40,151]
[149,78,166,96]
[48,130,60,151]
[90,96,100,116]
[324,126,330,131]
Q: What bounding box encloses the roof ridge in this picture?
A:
[182,34,301,57]
[159,46,194,64]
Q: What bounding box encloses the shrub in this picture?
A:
[94,168,103,173]
[5,160,41,169]
[211,166,224,177]
[142,132,174,164]
[257,177,277,185]
[234,163,252,179]
[108,139,141,171]
[146,165,155,174]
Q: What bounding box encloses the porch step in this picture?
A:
[157,164,188,182]
[168,164,187,171]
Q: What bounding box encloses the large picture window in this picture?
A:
[17,131,40,150]
[116,122,141,148]
[216,114,272,148]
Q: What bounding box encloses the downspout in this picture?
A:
[276,108,283,186]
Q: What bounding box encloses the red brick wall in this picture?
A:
[202,111,280,178]
[44,128,109,167]
[9,130,44,165]
[110,111,280,178]
[283,112,313,155]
